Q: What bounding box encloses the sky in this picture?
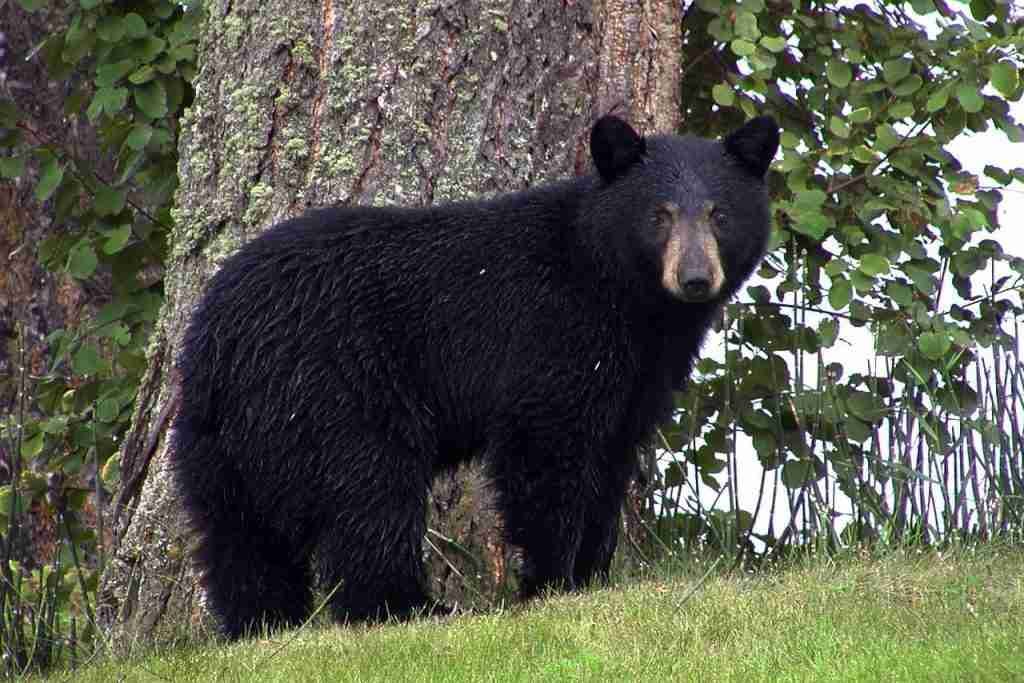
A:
[948,100,1024,260]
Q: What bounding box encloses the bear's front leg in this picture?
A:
[572,452,635,588]
[486,438,591,599]
[506,502,586,599]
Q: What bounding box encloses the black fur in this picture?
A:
[172,115,778,639]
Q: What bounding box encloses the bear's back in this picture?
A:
[177,179,646,451]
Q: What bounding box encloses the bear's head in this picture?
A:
[585,114,779,305]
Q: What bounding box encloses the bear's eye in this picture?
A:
[655,206,675,224]
[709,206,727,229]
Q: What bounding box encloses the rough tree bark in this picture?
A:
[98,0,682,648]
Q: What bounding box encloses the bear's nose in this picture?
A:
[682,278,711,301]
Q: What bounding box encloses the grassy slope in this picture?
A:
[40,548,1024,682]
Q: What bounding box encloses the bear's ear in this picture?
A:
[724,116,780,178]
[590,115,646,182]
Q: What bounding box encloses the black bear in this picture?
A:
[172,113,779,639]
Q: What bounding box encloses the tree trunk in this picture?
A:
[98,0,682,647]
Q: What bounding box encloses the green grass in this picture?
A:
[36,547,1024,682]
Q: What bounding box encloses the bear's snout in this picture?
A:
[658,202,725,302]
[681,277,711,301]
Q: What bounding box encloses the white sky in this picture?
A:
[947,100,1024,259]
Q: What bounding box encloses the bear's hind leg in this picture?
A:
[190,505,313,639]
[313,433,435,624]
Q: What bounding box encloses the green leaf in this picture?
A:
[71,344,102,375]
[0,484,28,520]
[818,318,838,346]
[125,123,154,151]
[846,391,886,423]
[791,213,831,240]
[889,101,915,119]
[88,86,129,120]
[102,456,122,486]
[851,145,877,164]
[752,430,777,461]
[108,322,132,346]
[918,332,951,360]
[858,253,890,277]
[747,51,775,75]
[707,17,732,42]
[824,260,846,277]
[22,431,44,458]
[795,189,826,210]
[883,58,912,84]
[96,16,126,43]
[851,270,875,293]
[956,83,984,113]
[17,0,47,11]
[735,11,760,40]
[712,83,735,107]
[128,65,156,85]
[827,61,852,88]
[781,460,814,488]
[0,157,26,178]
[94,184,127,216]
[730,39,756,57]
[96,59,136,88]
[829,276,852,309]
[63,13,96,65]
[926,86,950,113]
[891,74,923,97]
[829,116,850,138]
[952,249,984,277]
[67,241,98,279]
[985,164,1012,185]
[905,263,937,295]
[877,321,912,356]
[0,485,11,518]
[123,13,148,39]
[885,281,914,307]
[134,79,168,119]
[35,156,64,201]
[875,124,900,151]
[970,0,995,20]
[96,301,130,326]
[962,207,988,230]
[760,36,786,53]
[989,61,1019,98]
[170,43,196,63]
[786,188,835,239]
[80,0,103,8]
[95,398,120,423]
[132,36,167,63]
[848,107,872,124]
[779,131,799,149]
[102,224,133,255]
